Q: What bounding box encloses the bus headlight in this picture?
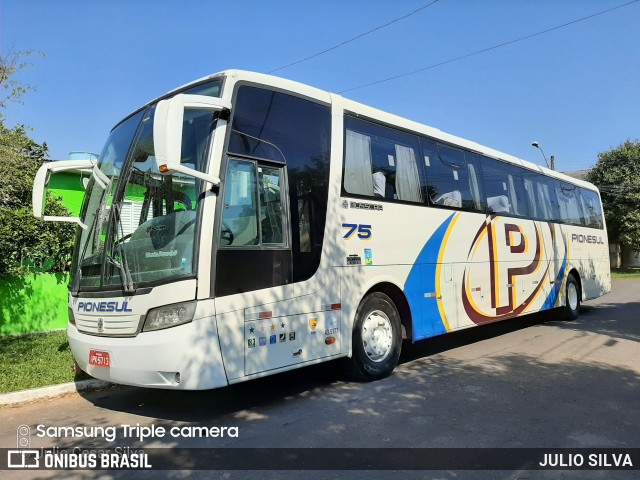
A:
[142,301,197,332]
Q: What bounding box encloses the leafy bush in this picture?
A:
[0,121,76,275]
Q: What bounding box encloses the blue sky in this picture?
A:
[2,0,639,172]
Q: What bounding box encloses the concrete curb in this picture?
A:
[0,380,112,406]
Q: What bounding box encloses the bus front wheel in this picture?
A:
[562,273,581,321]
[347,292,402,381]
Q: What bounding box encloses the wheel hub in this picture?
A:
[568,282,578,310]
[361,310,393,362]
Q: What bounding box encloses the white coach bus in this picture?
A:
[33,70,610,389]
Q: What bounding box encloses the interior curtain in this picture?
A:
[344,130,373,196]
[395,145,422,202]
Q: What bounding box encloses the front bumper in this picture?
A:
[67,317,228,390]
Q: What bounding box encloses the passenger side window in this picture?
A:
[421,139,483,211]
[579,188,604,229]
[520,171,561,221]
[344,129,374,196]
[480,157,529,217]
[343,116,423,203]
[555,182,585,226]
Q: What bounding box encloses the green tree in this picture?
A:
[0,51,75,275]
[586,140,640,252]
[0,50,37,109]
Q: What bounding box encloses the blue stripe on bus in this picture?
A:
[541,254,567,311]
[404,214,456,342]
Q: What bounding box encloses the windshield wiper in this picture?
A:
[105,253,135,294]
[70,199,105,296]
[110,203,136,294]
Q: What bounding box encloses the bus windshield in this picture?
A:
[72,87,221,291]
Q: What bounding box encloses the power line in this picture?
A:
[598,185,640,193]
[267,0,441,74]
[339,0,639,93]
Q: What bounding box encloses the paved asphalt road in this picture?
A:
[2,278,639,480]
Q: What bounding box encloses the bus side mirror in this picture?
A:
[153,93,231,187]
[32,159,108,229]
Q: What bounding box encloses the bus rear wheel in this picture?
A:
[562,273,581,321]
[347,292,402,381]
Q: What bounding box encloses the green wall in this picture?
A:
[0,273,70,335]
[0,171,80,335]
[48,171,86,216]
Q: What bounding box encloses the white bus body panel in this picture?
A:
[334,198,610,341]
[214,270,346,381]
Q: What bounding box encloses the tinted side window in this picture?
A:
[521,171,561,221]
[229,86,331,282]
[579,188,604,229]
[480,157,530,218]
[555,182,585,226]
[343,116,423,203]
[421,139,483,211]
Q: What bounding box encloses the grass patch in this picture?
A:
[611,267,640,279]
[0,330,90,394]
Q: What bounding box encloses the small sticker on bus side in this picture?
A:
[309,318,318,334]
[364,249,373,266]
[347,254,362,265]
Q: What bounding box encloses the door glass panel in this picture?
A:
[220,159,259,246]
[259,166,285,244]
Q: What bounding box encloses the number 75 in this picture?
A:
[342,224,372,239]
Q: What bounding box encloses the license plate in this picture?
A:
[89,350,110,368]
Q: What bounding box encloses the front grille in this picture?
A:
[76,314,143,337]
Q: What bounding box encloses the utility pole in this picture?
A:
[550,155,555,171]
[531,141,550,169]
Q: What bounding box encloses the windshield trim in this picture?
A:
[109,76,226,135]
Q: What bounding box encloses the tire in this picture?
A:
[346,292,402,381]
[562,273,581,321]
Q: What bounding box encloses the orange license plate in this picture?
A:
[89,350,110,368]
